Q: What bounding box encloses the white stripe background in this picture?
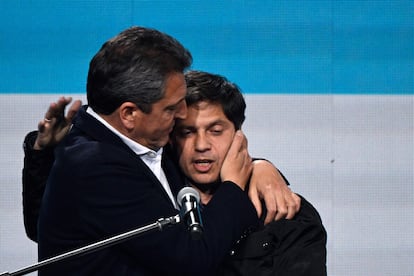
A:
[0,94,412,275]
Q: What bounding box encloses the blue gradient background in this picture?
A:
[0,0,412,94]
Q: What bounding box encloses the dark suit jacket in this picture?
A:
[218,195,327,276]
[37,106,259,276]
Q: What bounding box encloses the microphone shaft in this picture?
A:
[1,215,180,276]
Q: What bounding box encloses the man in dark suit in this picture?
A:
[36,26,260,276]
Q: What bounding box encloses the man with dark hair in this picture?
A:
[172,70,327,275]
[28,27,300,275]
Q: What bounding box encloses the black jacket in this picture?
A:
[218,195,327,276]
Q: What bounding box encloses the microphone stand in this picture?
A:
[0,215,180,276]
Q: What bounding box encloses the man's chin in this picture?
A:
[192,177,218,186]
[148,137,170,151]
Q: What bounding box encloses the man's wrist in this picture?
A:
[23,131,54,157]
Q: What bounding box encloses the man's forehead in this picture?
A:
[177,101,230,126]
[160,73,187,101]
[188,100,221,110]
[186,101,226,119]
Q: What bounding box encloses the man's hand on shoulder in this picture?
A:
[34,96,81,150]
[249,160,301,224]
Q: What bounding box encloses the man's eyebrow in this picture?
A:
[203,120,231,131]
[174,97,186,106]
[176,116,230,129]
[207,119,228,127]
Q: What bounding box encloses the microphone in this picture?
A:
[176,186,203,240]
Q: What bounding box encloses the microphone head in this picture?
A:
[176,186,200,206]
[176,186,203,240]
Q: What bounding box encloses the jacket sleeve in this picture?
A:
[22,131,55,242]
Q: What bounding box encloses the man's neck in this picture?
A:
[190,180,221,205]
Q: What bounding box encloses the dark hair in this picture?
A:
[86,26,192,114]
[184,71,246,130]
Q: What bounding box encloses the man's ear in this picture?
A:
[119,102,141,130]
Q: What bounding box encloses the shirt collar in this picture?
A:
[86,106,163,157]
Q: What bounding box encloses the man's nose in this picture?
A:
[194,132,211,151]
[175,101,187,119]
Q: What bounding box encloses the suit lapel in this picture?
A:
[72,106,181,207]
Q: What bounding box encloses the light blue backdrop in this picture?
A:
[0,1,413,276]
[0,0,412,94]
